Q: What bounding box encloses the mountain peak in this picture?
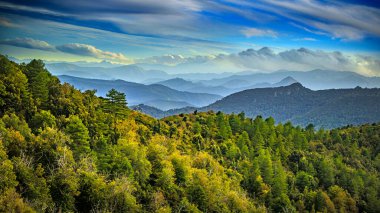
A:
[280,76,298,84]
[272,76,299,87]
[287,82,305,89]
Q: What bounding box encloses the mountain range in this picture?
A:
[46,62,380,91]
[49,60,380,129]
[47,63,170,83]
[199,69,380,90]
[46,62,254,83]
[58,75,221,110]
[134,83,380,129]
[155,76,298,96]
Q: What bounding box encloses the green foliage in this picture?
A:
[64,115,91,158]
[24,59,53,107]
[30,110,56,133]
[0,56,379,212]
[0,55,32,116]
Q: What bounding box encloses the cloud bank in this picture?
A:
[0,37,55,51]
[137,54,214,66]
[56,43,131,63]
[0,37,132,63]
[138,47,380,76]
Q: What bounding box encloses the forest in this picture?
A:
[1,54,380,212]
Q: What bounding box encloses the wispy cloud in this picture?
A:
[56,43,132,63]
[0,37,56,51]
[0,0,379,43]
[0,0,205,38]
[228,0,380,40]
[0,17,18,27]
[293,37,317,42]
[241,27,278,38]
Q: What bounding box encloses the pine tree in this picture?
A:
[103,89,128,143]
[64,115,91,158]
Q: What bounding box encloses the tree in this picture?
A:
[237,131,250,150]
[272,160,288,197]
[258,150,273,185]
[296,171,316,191]
[13,157,53,211]
[49,147,80,212]
[30,110,56,133]
[24,59,53,107]
[0,55,32,116]
[103,89,128,143]
[315,190,335,213]
[328,185,357,213]
[317,158,335,188]
[0,140,17,193]
[104,89,128,116]
[216,112,232,140]
[64,115,91,158]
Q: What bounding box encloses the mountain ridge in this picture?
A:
[135,82,380,128]
[58,75,221,110]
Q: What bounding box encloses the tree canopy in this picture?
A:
[0,55,379,212]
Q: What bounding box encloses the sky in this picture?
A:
[0,0,379,76]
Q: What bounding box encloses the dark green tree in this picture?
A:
[103,89,128,143]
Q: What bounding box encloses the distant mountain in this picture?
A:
[200,69,380,90]
[46,62,256,83]
[137,83,380,128]
[142,99,195,111]
[155,76,298,96]
[46,62,380,90]
[47,63,170,83]
[204,83,380,128]
[239,76,299,90]
[156,78,198,91]
[155,78,232,96]
[132,104,196,118]
[58,75,222,110]
[221,79,253,89]
[272,76,298,87]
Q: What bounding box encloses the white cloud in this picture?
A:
[0,37,55,51]
[137,54,214,66]
[225,47,380,76]
[56,43,133,63]
[241,27,278,38]
[140,47,380,76]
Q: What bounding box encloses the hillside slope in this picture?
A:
[137,83,380,128]
[204,83,380,128]
[1,55,380,212]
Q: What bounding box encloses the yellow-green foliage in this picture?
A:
[0,55,379,212]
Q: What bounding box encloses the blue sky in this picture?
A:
[0,0,379,75]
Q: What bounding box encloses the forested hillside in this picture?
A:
[1,55,380,212]
[205,83,380,128]
[135,83,380,129]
